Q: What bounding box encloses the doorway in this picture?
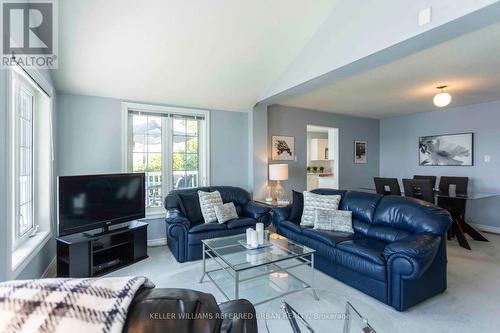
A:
[306,125,339,190]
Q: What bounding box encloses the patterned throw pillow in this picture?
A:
[300,191,341,227]
[314,209,354,233]
[198,190,223,223]
[214,202,239,224]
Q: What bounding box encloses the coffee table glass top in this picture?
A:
[202,233,315,272]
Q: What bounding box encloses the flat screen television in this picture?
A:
[58,173,146,236]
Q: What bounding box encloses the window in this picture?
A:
[123,103,209,214]
[9,67,53,255]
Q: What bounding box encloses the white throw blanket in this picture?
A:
[0,276,154,333]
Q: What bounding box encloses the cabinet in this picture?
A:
[310,138,329,160]
[56,221,148,278]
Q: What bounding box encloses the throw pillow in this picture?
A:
[289,190,304,224]
[198,190,223,223]
[214,202,239,224]
[314,209,354,233]
[178,192,204,224]
[300,191,341,227]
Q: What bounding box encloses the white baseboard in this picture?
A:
[148,238,167,247]
[471,223,500,235]
[42,257,57,278]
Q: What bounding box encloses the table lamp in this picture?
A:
[269,164,288,202]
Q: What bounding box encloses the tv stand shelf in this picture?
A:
[56,221,148,278]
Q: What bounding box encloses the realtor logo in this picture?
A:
[1,0,58,68]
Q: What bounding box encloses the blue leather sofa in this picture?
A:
[273,189,452,311]
[165,186,272,262]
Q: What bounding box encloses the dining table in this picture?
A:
[357,187,499,250]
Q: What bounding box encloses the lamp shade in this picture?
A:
[269,164,288,181]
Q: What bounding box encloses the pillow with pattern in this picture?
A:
[198,190,223,223]
[214,202,238,224]
[300,191,341,227]
[314,209,354,233]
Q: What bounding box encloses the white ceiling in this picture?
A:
[53,0,336,111]
[279,21,500,118]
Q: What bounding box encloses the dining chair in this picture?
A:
[403,179,434,203]
[374,177,401,196]
[438,176,469,195]
[437,176,469,248]
[413,175,437,189]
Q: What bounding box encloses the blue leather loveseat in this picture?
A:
[273,189,452,311]
[165,186,272,262]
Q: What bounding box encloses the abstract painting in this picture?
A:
[354,141,367,164]
[272,136,294,161]
[419,133,473,166]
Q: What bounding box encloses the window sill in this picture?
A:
[12,231,52,277]
[142,211,166,220]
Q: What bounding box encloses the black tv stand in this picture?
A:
[56,221,148,277]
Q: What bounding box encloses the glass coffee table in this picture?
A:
[200,233,316,305]
[264,289,395,332]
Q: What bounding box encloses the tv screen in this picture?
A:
[58,173,146,236]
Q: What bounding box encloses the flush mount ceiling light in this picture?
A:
[433,85,452,107]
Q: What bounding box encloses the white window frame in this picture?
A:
[6,65,54,278]
[121,102,211,218]
[13,79,36,246]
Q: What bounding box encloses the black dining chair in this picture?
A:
[413,175,437,189]
[403,179,434,203]
[438,176,468,195]
[374,177,401,196]
[437,176,470,248]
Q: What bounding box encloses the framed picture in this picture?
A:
[419,133,473,166]
[272,136,294,161]
[354,141,367,164]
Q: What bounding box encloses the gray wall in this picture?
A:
[268,105,380,194]
[380,100,500,229]
[56,93,249,241]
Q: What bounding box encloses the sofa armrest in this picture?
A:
[165,208,191,229]
[384,233,441,279]
[243,201,272,225]
[219,299,257,333]
[271,205,291,225]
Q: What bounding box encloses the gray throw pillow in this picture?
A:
[300,191,341,227]
[198,190,223,223]
[314,209,354,233]
[214,202,238,224]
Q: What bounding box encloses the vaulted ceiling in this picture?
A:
[52,0,336,111]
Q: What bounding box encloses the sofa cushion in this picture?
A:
[366,225,411,243]
[210,186,251,207]
[301,191,341,227]
[226,217,257,230]
[339,191,382,224]
[178,192,204,224]
[302,229,361,247]
[335,248,387,282]
[289,190,304,223]
[198,190,223,223]
[280,220,306,234]
[189,222,227,234]
[336,239,387,265]
[373,196,452,235]
[214,202,239,223]
[314,209,354,233]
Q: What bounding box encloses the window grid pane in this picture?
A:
[131,114,163,208]
[172,118,199,190]
[18,89,34,237]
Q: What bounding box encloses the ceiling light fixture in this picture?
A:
[433,85,452,107]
